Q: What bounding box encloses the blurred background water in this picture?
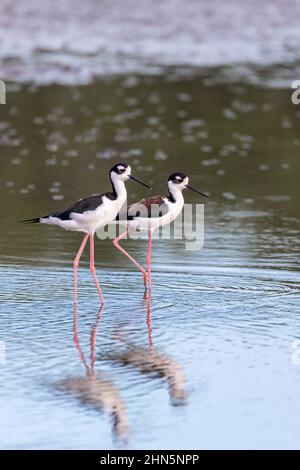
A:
[2,0,300,86]
[0,0,300,450]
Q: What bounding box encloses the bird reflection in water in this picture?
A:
[110,292,188,405]
[57,305,129,440]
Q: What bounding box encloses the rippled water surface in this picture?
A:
[0,75,300,449]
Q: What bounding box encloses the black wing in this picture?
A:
[20,193,107,223]
[51,194,105,220]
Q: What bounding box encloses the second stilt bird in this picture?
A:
[113,172,208,291]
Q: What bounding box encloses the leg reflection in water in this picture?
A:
[109,291,188,405]
[57,304,129,440]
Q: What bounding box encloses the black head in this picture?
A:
[168,172,188,184]
[109,162,151,189]
[109,163,129,175]
[168,172,208,198]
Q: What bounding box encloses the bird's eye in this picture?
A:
[117,166,125,173]
[175,177,182,183]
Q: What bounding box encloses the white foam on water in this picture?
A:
[1,0,300,85]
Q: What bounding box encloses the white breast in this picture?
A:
[71,195,126,233]
[123,197,184,232]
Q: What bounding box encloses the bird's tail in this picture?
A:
[18,217,41,224]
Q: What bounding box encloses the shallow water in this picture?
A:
[0,75,300,449]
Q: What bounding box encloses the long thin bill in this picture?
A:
[186,184,208,198]
[129,174,152,189]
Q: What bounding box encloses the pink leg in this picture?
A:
[73,233,89,305]
[147,230,153,291]
[89,234,104,305]
[113,229,147,287]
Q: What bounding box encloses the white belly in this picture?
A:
[120,199,184,232]
[41,195,126,234]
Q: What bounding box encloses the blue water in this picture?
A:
[0,228,299,449]
[0,75,300,449]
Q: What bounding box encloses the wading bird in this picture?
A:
[21,163,151,304]
[113,172,208,291]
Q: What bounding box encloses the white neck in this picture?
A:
[110,173,127,200]
[169,183,184,206]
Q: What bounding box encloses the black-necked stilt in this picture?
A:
[21,163,151,305]
[113,172,208,290]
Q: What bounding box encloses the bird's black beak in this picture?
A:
[129,174,152,189]
[186,184,208,198]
